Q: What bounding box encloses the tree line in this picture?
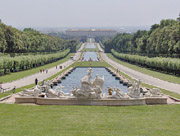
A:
[104,19,180,57]
[0,22,78,54]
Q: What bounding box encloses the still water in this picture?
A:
[86,43,96,48]
[83,52,98,61]
[53,67,128,94]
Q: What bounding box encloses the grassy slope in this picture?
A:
[107,53,180,84]
[0,104,180,136]
[0,53,74,83]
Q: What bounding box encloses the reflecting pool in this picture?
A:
[86,43,96,48]
[83,52,98,61]
[53,67,128,94]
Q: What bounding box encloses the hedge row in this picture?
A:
[0,49,70,74]
[111,49,180,75]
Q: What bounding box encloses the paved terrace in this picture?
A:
[97,43,180,94]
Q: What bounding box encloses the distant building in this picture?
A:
[65,29,117,37]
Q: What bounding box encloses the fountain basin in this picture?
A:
[53,67,128,94]
[86,43,96,48]
[83,52,99,61]
[15,97,167,106]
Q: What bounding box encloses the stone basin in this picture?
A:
[15,97,167,106]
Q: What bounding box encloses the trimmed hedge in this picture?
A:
[0,49,70,74]
[111,49,180,75]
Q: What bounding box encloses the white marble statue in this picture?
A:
[127,80,143,98]
[46,84,72,98]
[46,85,67,98]
[55,85,65,96]
[145,88,163,97]
[19,85,42,97]
[72,68,104,99]
[46,89,59,98]
[128,80,164,98]
[19,80,51,97]
[92,74,104,89]
[43,80,51,92]
[112,88,130,99]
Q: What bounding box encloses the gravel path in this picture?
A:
[78,43,85,52]
[97,44,180,94]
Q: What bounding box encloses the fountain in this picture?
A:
[82,52,99,61]
[71,68,104,99]
[15,68,167,105]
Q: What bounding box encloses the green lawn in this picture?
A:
[81,48,99,52]
[107,53,180,84]
[0,53,74,83]
[74,61,110,67]
[0,104,180,136]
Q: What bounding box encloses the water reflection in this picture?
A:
[86,43,96,48]
[83,52,98,61]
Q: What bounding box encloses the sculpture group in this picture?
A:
[72,68,104,99]
[18,68,164,99]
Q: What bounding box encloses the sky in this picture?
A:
[0,0,179,28]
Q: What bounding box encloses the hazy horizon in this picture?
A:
[0,0,179,28]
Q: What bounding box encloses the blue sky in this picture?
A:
[0,0,179,27]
